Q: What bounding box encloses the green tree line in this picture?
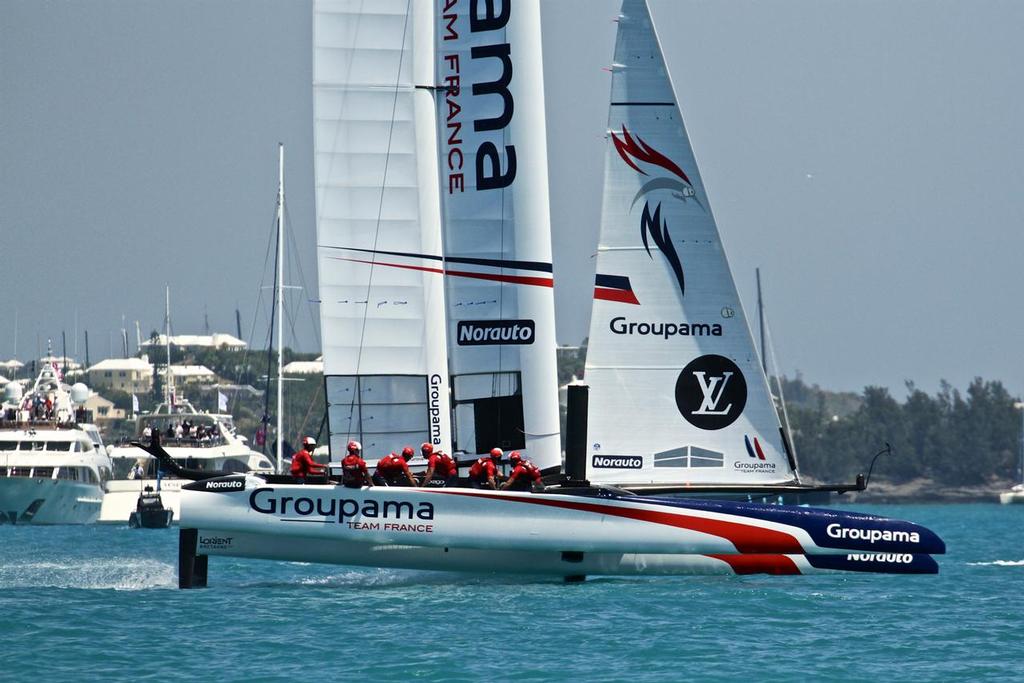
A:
[782,376,1021,486]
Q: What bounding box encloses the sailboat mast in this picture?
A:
[276,143,285,475]
[165,285,173,405]
[757,268,767,375]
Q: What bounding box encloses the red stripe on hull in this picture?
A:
[430,490,804,554]
[594,287,640,305]
[706,554,801,575]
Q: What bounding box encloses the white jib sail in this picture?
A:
[434,0,561,470]
[584,0,798,486]
[314,0,452,459]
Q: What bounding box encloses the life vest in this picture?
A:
[431,453,457,478]
[341,454,368,487]
[469,456,496,484]
[376,454,411,485]
[377,454,405,473]
[505,462,541,491]
[290,449,315,477]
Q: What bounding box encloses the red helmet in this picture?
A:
[489,447,503,459]
[401,446,415,460]
[347,440,362,455]
[421,442,434,456]
[509,450,522,464]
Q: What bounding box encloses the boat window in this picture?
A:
[56,467,79,481]
[451,372,524,454]
[689,447,725,468]
[82,468,97,484]
[653,446,725,468]
[30,441,45,452]
[10,467,31,477]
[0,468,6,477]
[326,375,430,457]
[221,458,248,473]
[32,467,54,479]
[0,440,18,451]
[47,441,72,452]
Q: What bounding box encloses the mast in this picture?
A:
[165,285,173,406]
[276,143,285,474]
[757,268,767,375]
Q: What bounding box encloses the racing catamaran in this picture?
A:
[170,0,945,586]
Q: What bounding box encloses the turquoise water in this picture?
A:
[0,504,1020,682]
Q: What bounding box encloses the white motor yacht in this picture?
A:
[0,365,113,524]
[999,483,1024,504]
[100,398,273,524]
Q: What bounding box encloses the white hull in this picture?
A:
[178,477,944,578]
[0,478,103,524]
[99,478,183,525]
[999,490,1024,504]
[195,529,931,577]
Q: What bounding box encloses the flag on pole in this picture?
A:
[131,394,139,415]
[217,391,228,412]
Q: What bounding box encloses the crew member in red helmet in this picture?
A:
[468,447,503,490]
[290,436,326,484]
[374,447,418,486]
[501,451,543,492]
[340,440,372,488]
[421,442,458,487]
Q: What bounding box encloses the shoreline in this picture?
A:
[840,478,1012,504]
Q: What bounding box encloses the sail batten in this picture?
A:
[584,0,797,486]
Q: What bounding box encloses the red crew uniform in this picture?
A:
[469,448,503,489]
[424,450,458,486]
[290,437,325,483]
[375,452,416,486]
[341,453,371,488]
[502,452,543,491]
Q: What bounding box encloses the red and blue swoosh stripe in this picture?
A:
[325,245,640,304]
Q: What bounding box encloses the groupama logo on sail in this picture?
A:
[439,0,517,194]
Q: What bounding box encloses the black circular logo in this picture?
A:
[675,354,747,430]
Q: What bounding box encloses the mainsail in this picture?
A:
[314,0,560,471]
[584,0,799,485]
[314,1,452,457]
[433,0,561,470]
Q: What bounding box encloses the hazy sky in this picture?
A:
[3,0,1023,399]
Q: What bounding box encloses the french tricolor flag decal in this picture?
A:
[744,435,767,460]
[594,273,639,305]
